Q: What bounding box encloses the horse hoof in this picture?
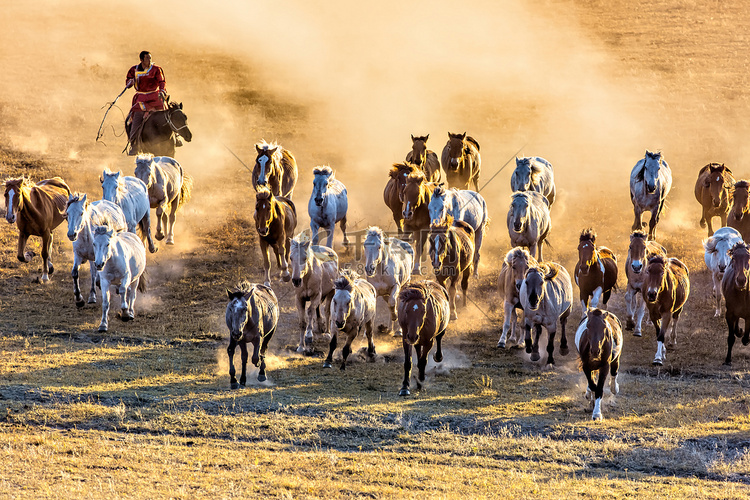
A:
[392,330,403,338]
[323,361,332,368]
[155,233,165,241]
[88,298,97,304]
[149,245,158,254]
[450,313,458,321]
[98,326,107,333]
[231,382,239,389]
[296,345,305,354]
[166,239,175,246]
[120,313,134,322]
[723,361,732,367]
[399,388,410,397]
[339,364,346,371]
[257,374,266,382]
[264,281,272,287]
[633,332,642,338]
[281,274,291,283]
[625,319,635,331]
[592,414,603,421]
[652,358,663,366]
[530,352,541,362]
[75,300,85,309]
[497,339,506,348]
[433,353,443,363]
[48,265,54,275]
[559,346,569,356]
[699,219,706,228]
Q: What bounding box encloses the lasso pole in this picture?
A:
[96,86,129,142]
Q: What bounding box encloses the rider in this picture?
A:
[125,50,168,155]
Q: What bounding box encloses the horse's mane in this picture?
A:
[430,215,453,233]
[66,192,85,208]
[291,231,311,246]
[135,153,154,163]
[93,225,112,236]
[432,185,447,198]
[735,180,750,190]
[541,263,560,281]
[232,280,254,295]
[631,230,648,240]
[389,162,416,179]
[399,282,431,302]
[406,170,426,185]
[647,255,667,267]
[365,226,385,243]
[5,176,33,191]
[730,240,750,255]
[412,135,429,143]
[452,219,475,237]
[579,228,596,244]
[334,269,359,292]
[256,186,274,202]
[504,247,532,266]
[256,140,284,161]
[313,165,333,176]
[465,136,480,151]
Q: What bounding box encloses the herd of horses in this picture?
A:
[4,126,750,420]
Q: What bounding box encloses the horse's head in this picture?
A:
[729,241,750,290]
[363,226,386,276]
[167,103,192,142]
[577,228,597,274]
[511,157,533,191]
[505,247,535,291]
[429,217,453,270]
[705,163,730,208]
[254,188,275,237]
[428,185,450,225]
[289,232,312,287]
[643,150,663,194]
[3,177,26,224]
[446,132,466,171]
[225,288,251,341]
[254,142,280,188]
[509,192,530,233]
[522,266,547,311]
[644,255,667,302]
[583,309,610,362]
[410,134,429,168]
[100,169,122,202]
[628,230,649,274]
[401,171,427,220]
[134,154,157,189]
[312,166,334,207]
[732,180,749,220]
[92,225,115,271]
[390,162,418,196]
[331,273,356,329]
[398,285,429,345]
[65,192,89,241]
[704,230,736,275]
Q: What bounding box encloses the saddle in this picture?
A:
[124,110,182,155]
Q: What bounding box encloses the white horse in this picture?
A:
[428,185,489,277]
[308,166,348,248]
[704,226,743,317]
[65,193,127,308]
[363,226,414,336]
[507,191,551,261]
[630,150,673,240]
[100,169,156,253]
[510,156,556,206]
[92,225,147,332]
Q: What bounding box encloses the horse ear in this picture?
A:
[179,102,183,109]
[226,288,233,299]
[425,134,429,142]
[114,171,121,179]
[461,132,467,140]
[255,144,262,154]
[269,147,278,155]
[411,134,415,142]
[81,193,87,204]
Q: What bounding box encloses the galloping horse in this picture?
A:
[510,156,556,207]
[695,163,735,237]
[727,180,750,241]
[253,140,298,199]
[721,241,750,365]
[428,217,475,320]
[405,134,442,183]
[100,169,156,254]
[630,150,672,240]
[128,101,192,157]
[441,132,481,190]
[507,191,551,261]
[497,247,538,349]
[254,187,297,286]
[134,154,193,245]
[401,170,438,274]
[4,176,70,283]
[625,231,667,335]
[383,162,419,236]
[574,228,618,317]
[704,227,743,318]
[225,281,279,386]
[308,166,349,248]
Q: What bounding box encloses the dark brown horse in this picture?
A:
[695,163,734,237]
[254,187,297,287]
[405,134,442,183]
[574,228,618,317]
[440,132,481,190]
[127,101,193,157]
[383,162,419,236]
[253,141,298,199]
[428,216,475,320]
[728,180,750,241]
[397,280,450,396]
[4,176,70,283]
[400,170,437,275]
[720,241,750,365]
[643,255,690,366]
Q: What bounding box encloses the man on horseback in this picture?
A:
[125,51,173,155]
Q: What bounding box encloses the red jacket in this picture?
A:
[127,63,166,112]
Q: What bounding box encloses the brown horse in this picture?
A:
[625,230,667,336]
[405,134,442,183]
[397,280,450,396]
[253,141,298,199]
[720,241,750,365]
[440,132,481,190]
[428,216,475,320]
[695,163,734,237]
[383,162,419,236]
[4,176,70,283]
[575,309,623,421]
[728,180,750,241]
[254,187,297,287]
[643,255,690,366]
[401,170,437,275]
[497,247,538,348]
[574,229,618,317]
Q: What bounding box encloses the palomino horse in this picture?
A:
[428,217,475,320]
[574,228,618,317]
[225,281,279,386]
[727,180,750,241]
[625,230,667,336]
[441,132,481,190]
[290,233,339,353]
[253,140,298,199]
[401,170,438,274]
[575,309,623,421]
[4,176,70,283]
[65,193,127,308]
[695,163,734,237]
[630,150,672,240]
[510,156,556,207]
[405,134,442,183]
[721,241,750,365]
[428,185,489,277]
[100,169,157,254]
[363,226,414,336]
[704,227,742,318]
[255,187,297,287]
[520,262,573,365]
[397,280,450,396]
[128,101,193,158]
[383,162,419,236]
[134,154,193,245]
[92,225,147,333]
[507,191,551,261]
[643,255,690,366]
[497,247,538,349]
[324,271,377,370]
[308,166,349,248]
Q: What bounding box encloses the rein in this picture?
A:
[164,108,189,137]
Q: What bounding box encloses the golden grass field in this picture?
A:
[1,0,749,498]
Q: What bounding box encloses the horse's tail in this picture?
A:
[178,173,193,210]
[138,269,148,293]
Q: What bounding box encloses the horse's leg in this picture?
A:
[166,200,178,245]
[40,232,52,283]
[271,243,283,279]
[141,211,158,254]
[340,215,349,246]
[559,306,571,356]
[545,325,557,366]
[434,330,445,363]
[155,202,166,241]
[473,226,484,278]
[713,272,723,317]
[498,300,514,348]
[448,276,458,321]
[279,238,291,282]
[592,364,608,421]
[602,289,612,309]
[365,320,376,358]
[126,281,138,320]
[724,315,738,366]
[610,354,620,396]
[632,204,643,232]
[305,291,322,352]
[227,337,239,388]
[119,273,133,321]
[670,308,683,347]
[460,268,470,308]
[98,278,111,332]
[590,286,603,309]
[251,337,261,380]
[310,220,321,245]
[260,240,271,287]
[530,324,543,362]
[416,339,433,391]
[653,313,670,365]
[239,341,249,387]
[706,214,715,237]
[71,252,85,307]
[323,326,338,368]
[699,204,708,230]
[720,211,728,230]
[580,289,589,319]
[258,328,274,382]
[340,329,357,371]
[15,232,33,263]
[416,229,429,275]
[399,340,413,396]
[634,295,647,337]
[326,223,335,249]
[389,285,401,337]
[87,260,98,304]
[625,285,635,330]
[296,296,307,353]
[524,320,533,355]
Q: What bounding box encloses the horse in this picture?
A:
[643,255,690,366]
[727,180,750,241]
[405,134,442,183]
[575,309,623,421]
[574,228,618,317]
[363,226,414,336]
[624,230,667,336]
[441,132,481,190]
[92,225,147,333]
[630,150,672,240]
[128,101,193,158]
[4,176,70,283]
[496,247,538,348]
[519,262,573,365]
[428,217,475,320]
[65,193,128,308]
[721,241,750,365]
[383,162,419,236]
[100,169,157,254]
[506,191,551,261]
[510,156,556,207]
[225,281,279,386]
[695,163,735,237]
[324,271,377,370]
[428,185,489,277]
[401,170,438,274]
[397,280,451,396]
[133,154,193,245]
[289,233,339,353]
[253,140,298,199]
[254,187,297,287]
[308,166,349,248]
[704,226,743,318]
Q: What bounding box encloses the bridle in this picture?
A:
[164,107,189,137]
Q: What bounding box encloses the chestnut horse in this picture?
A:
[441,132,481,190]
[401,170,438,274]
[720,241,750,366]
[574,228,618,317]
[643,255,690,366]
[695,163,734,237]
[497,247,538,348]
[405,134,442,183]
[4,176,70,283]
[727,180,750,241]
[428,217,475,320]
[625,230,667,335]
[254,187,297,287]
[383,162,419,236]
[397,280,450,396]
[253,140,298,199]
